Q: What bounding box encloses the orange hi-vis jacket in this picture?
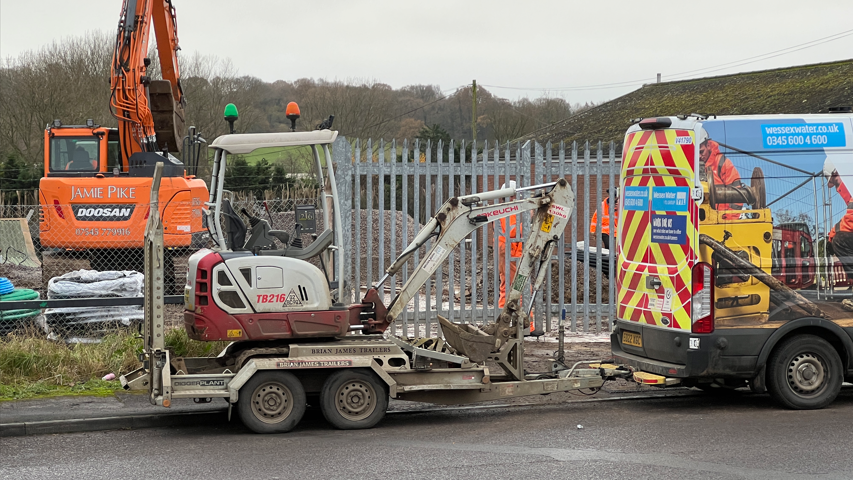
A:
[830,177,853,241]
[703,140,743,215]
[590,198,617,235]
[498,215,523,258]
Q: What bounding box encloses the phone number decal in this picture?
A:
[762,123,846,149]
[75,228,132,236]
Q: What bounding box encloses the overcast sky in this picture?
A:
[1,0,851,105]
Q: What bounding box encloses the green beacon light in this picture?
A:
[224,103,239,134]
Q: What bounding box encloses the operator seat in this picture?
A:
[238,208,333,260]
[222,200,247,250]
[258,228,334,260]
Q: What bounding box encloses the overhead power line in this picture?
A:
[665,28,853,81]
[480,27,853,93]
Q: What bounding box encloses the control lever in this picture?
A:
[291,224,303,248]
[240,208,259,226]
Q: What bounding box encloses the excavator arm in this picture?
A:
[358,179,573,380]
[361,179,574,353]
[111,0,185,162]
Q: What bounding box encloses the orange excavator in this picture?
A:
[38,0,208,285]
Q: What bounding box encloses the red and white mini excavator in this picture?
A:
[184,111,573,361]
[124,106,627,435]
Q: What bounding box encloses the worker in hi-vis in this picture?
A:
[497,181,523,308]
[590,189,618,250]
[496,181,539,335]
[699,130,743,219]
[824,159,853,311]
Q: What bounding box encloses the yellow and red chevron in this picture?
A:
[617,129,697,331]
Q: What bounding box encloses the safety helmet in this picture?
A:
[500,180,517,190]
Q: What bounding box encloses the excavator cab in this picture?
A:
[44,122,120,176]
[184,110,347,342]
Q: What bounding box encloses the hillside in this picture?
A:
[520,59,853,151]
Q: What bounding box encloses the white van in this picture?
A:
[612,111,853,409]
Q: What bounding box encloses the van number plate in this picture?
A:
[623,331,642,348]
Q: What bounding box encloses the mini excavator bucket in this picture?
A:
[438,316,496,364]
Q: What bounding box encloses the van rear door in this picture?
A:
[618,120,699,338]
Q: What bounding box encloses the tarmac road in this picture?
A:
[1,388,851,480]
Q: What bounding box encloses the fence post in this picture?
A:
[354,139,362,300]
[482,140,490,324]
[458,140,467,323]
[609,142,617,331]
[571,141,578,333]
[583,142,591,332]
[366,139,374,292]
[558,141,566,333]
[333,137,354,302]
[446,140,456,322]
[412,139,421,335]
[595,142,604,332]
[401,139,411,333]
[389,140,397,336]
[378,139,386,296]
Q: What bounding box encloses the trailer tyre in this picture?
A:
[238,371,306,434]
[320,369,388,430]
[766,335,842,410]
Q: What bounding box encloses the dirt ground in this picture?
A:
[0,264,41,291]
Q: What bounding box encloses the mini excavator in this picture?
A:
[182,105,575,379]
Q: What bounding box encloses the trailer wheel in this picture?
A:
[238,371,306,434]
[320,369,388,430]
[766,335,842,410]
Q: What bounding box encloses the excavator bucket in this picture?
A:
[149,80,185,153]
[438,315,496,364]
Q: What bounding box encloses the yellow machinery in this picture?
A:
[697,167,773,324]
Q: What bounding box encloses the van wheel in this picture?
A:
[238,371,306,433]
[320,369,388,430]
[766,335,842,410]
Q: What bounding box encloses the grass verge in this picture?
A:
[0,328,229,401]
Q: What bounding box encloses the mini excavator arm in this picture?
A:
[368,179,574,335]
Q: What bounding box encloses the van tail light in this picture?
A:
[53,200,65,219]
[639,117,673,130]
[691,262,714,334]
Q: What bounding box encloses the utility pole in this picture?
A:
[471,79,477,143]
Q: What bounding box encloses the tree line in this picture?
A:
[0,31,592,202]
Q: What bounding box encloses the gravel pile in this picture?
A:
[550,259,611,304]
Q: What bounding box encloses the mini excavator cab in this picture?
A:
[183,104,349,342]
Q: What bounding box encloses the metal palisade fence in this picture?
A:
[332,137,619,338]
[0,137,619,340]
